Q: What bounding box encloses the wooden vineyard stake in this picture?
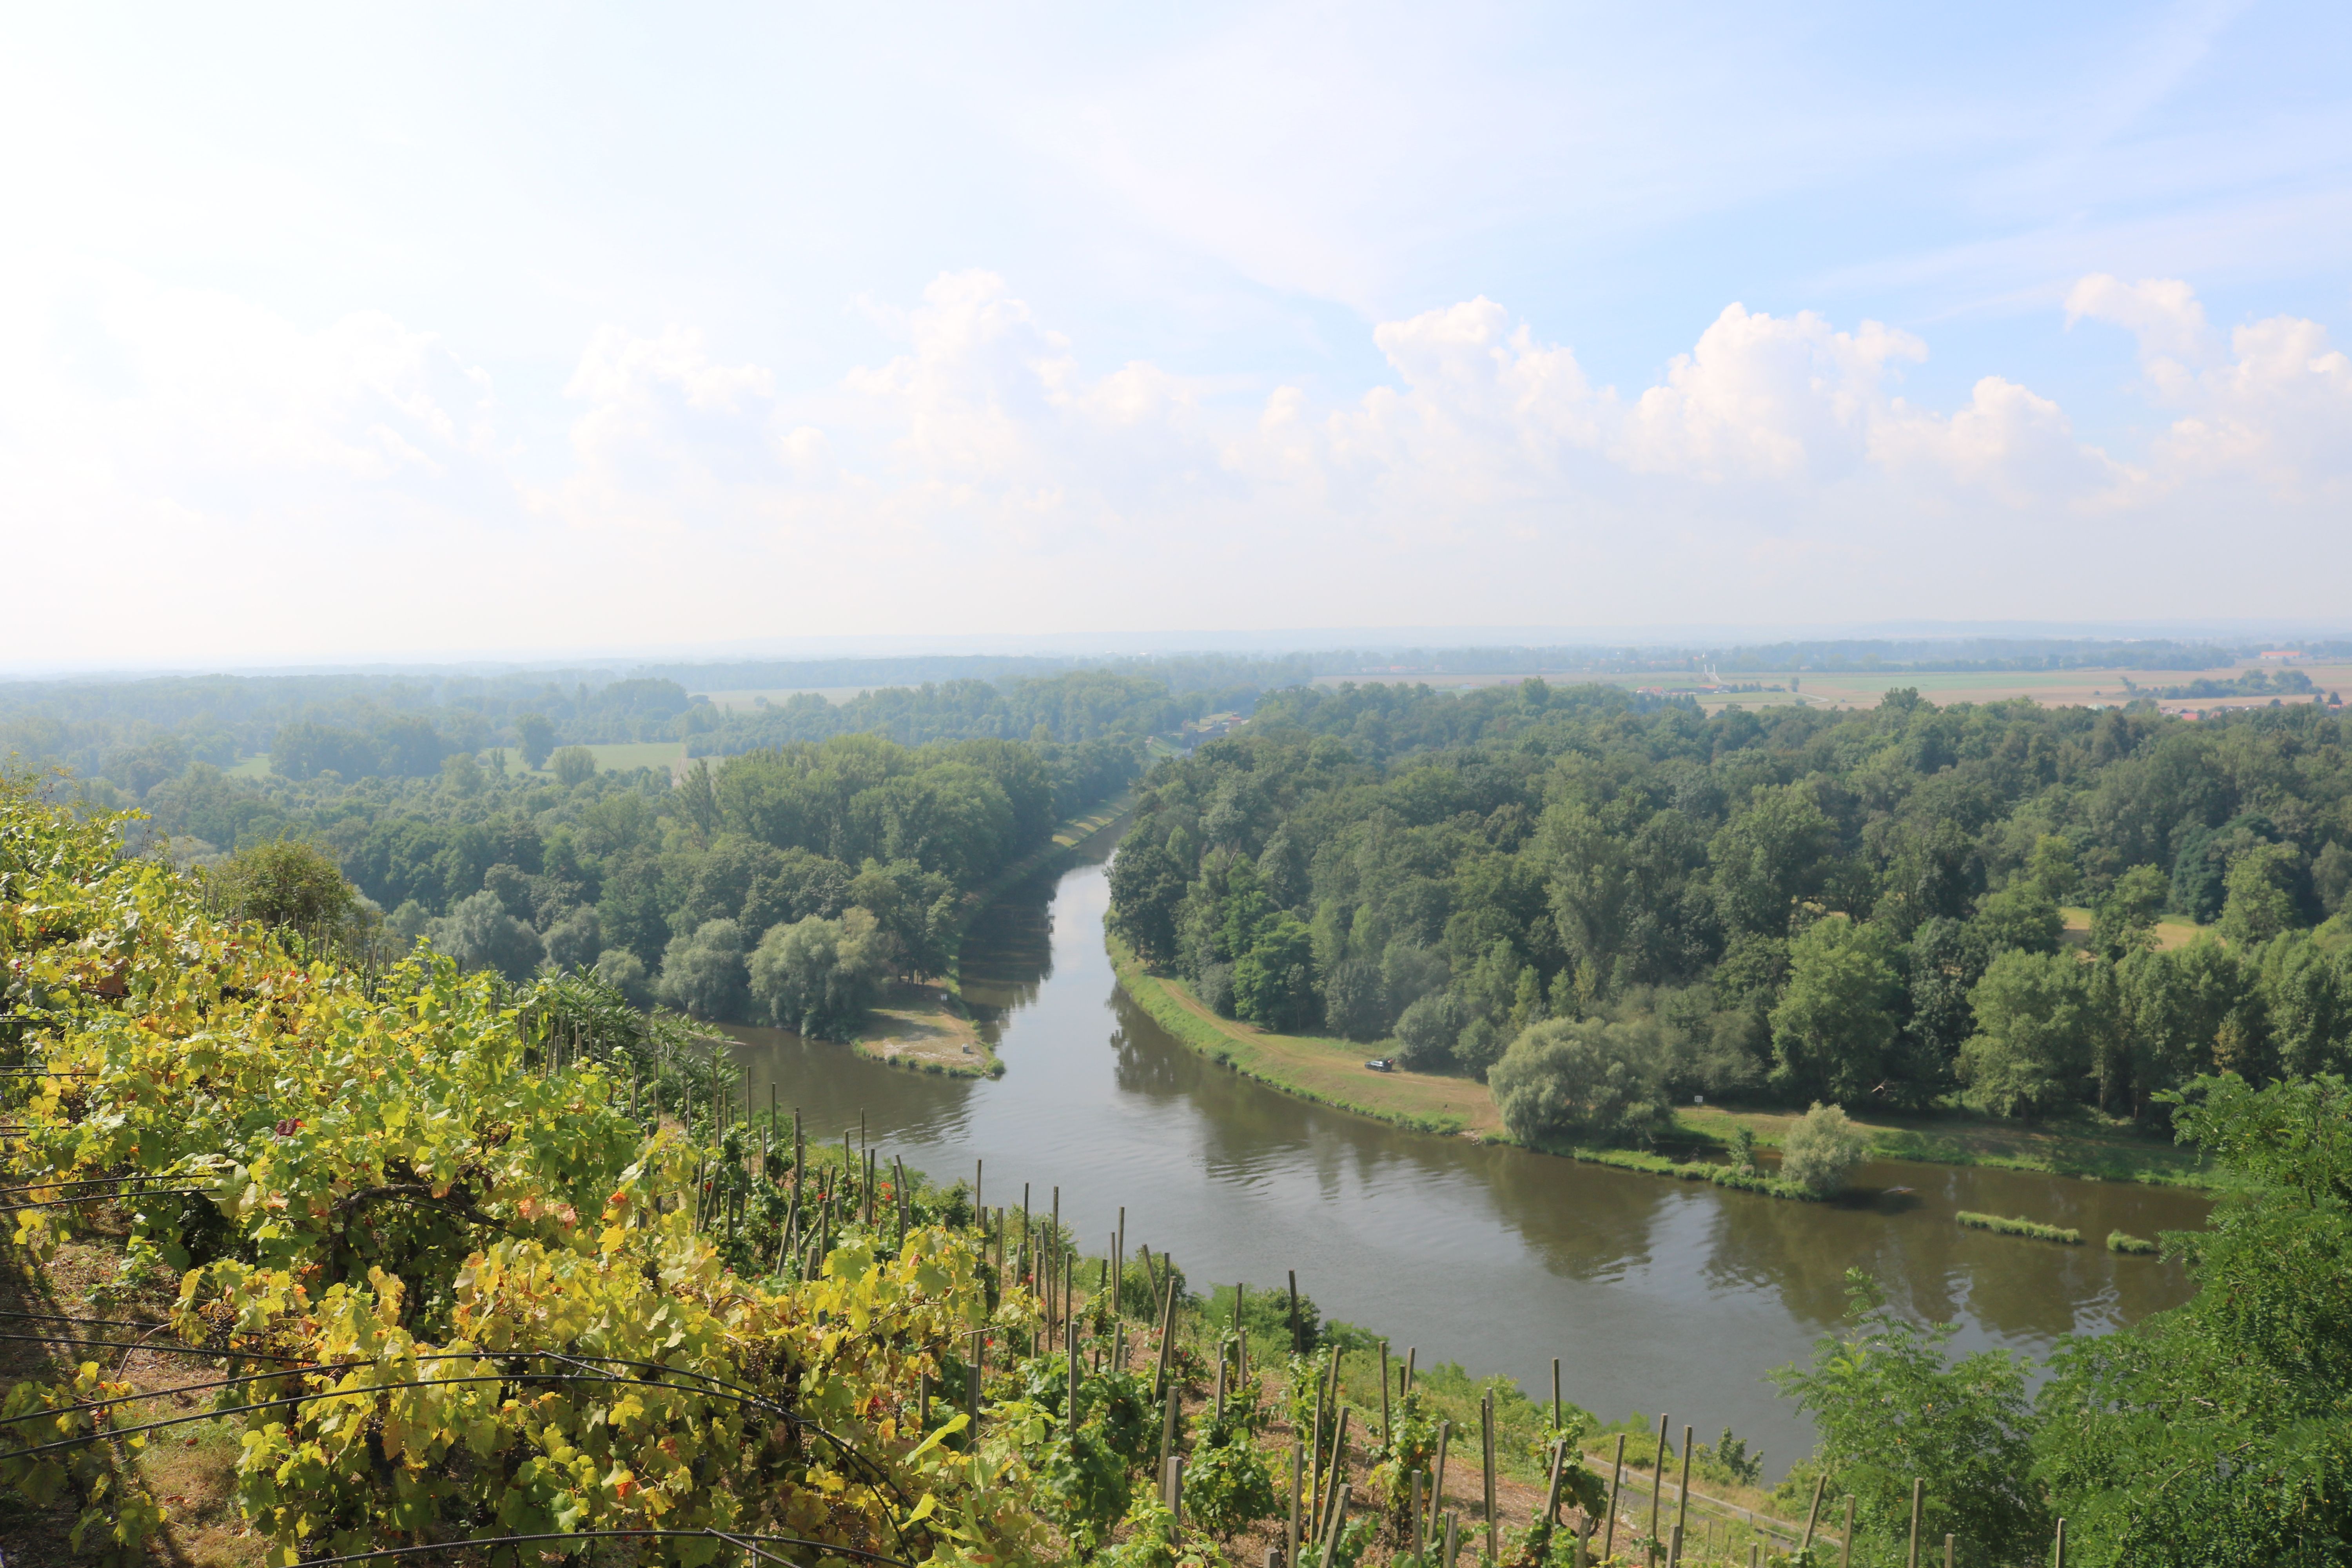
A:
[1675,1423,1694,1560]
[1153,1275,1179,1400]
[1318,1485,1350,1568]
[1841,1495,1854,1568]
[1287,1432,1303,1568]
[1317,1408,1350,1548]
[1552,1357,1563,1431]
[1907,1478,1924,1568]
[1604,1433,1626,1563]
[1379,1341,1392,1445]
[1649,1414,1670,1565]
[1431,1421,1452,1557]
[1289,1269,1302,1354]
[1800,1473,1826,1553]
[1483,1390,1499,1567]
[1158,1387,1180,1480]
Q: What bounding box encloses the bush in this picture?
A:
[656,918,750,1020]
[426,889,544,981]
[1957,1211,2082,1245]
[1487,1015,1670,1145]
[747,908,889,1038]
[1196,962,1236,1018]
[2106,1230,2159,1255]
[1394,991,1471,1071]
[551,745,597,786]
[209,837,356,932]
[543,905,603,970]
[594,947,653,1007]
[1777,1102,1868,1196]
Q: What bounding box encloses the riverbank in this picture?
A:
[845,793,1137,1081]
[849,980,1000,1077]
[1107,939,2218,1192]
[1110,934,1501,1136]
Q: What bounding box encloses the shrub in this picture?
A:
[747,908,889,1038]
[1393,991,1471,1071]
[209,837,356,932]
[1488,1016,1670,1146]
[2106,1230,2159,1255]
[655,918,750,1020]
[1777,1102,1868,1196]
[426,889,544,981]
[1957,1211,2082,1245]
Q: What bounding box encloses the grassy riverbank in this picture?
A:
[850,979,1000,1077]
[1109,935,1500,1136]
[1109,942,2219,1191]
[849,793,1137,1081]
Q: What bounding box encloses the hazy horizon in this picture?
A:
[7,5,2352,665]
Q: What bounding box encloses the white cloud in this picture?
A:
[4,267,2350,665]
[2069,274,2352,498]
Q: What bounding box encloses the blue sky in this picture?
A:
[5,3,2350,664]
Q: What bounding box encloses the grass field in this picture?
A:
[1310,662,2352,717]
[2058,904,2205,953]
[516,741,686,778]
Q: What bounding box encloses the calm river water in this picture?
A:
[725,847,2208,1473]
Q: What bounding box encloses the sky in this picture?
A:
[5,2,2352,667]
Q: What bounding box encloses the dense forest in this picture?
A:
[1108,680,2352,1142]
[117,730,1137,1033]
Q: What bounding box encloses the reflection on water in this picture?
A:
[725,849,2207,1473]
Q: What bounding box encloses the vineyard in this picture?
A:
[0,777,1833,1566]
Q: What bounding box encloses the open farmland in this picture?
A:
[1314,662,2352,716]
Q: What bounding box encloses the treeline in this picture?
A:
[1108,680,2352,1142]
[688,670,1262,755]
[104,729,1137,1033]
[2124,667,2326,700]
[0,659,1296,786]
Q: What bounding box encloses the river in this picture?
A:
[725,847,2208,1474]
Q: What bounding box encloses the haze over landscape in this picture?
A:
[7,4,2352,667]
[5,9,2352,1568]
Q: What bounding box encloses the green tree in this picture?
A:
[1956,949,2093,1117]
[747,908,888,1038]
[2219,841,2303,945]
[515,712,556,769]
[1770,1271,2048,1568]
[1107,838,1189,966]
[1971,880,2063,956]
[1778,1102,1869,1196]
[655,917,750,1020]
[426,889,544,981]
[208,837,358,932]
[2034,1074,2352,1566]
[1710,786,1837,938]
[2089,863,2168,960]
[1232,912,1317,1031]
[552,745,598,788]
[1488,1015,1671,1146]
[1769,916,1903,1104]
